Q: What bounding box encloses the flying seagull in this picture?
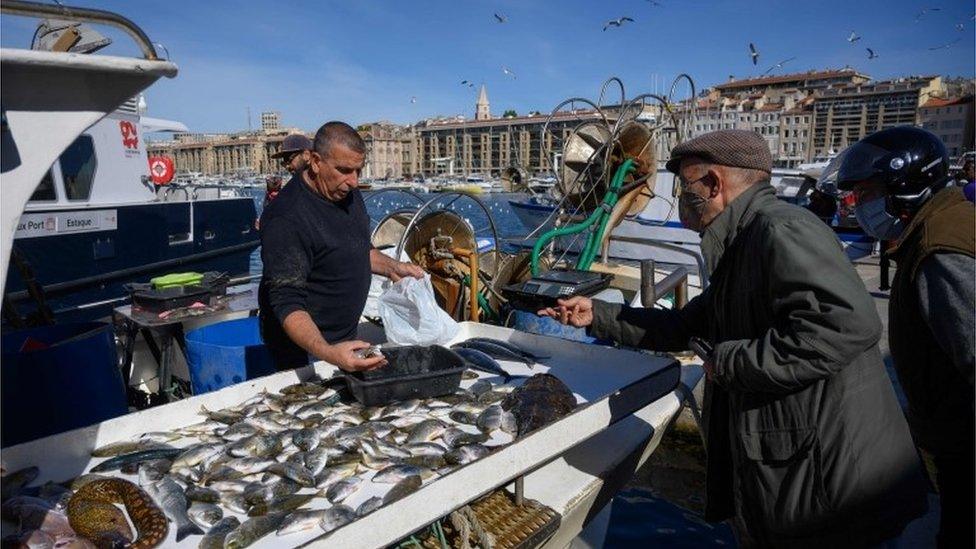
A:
[645,0,662,5]
[763,56,797,75]
[928,38,961,50]
[603,16,635,31]
[866,47,879,59]
[914,7,941,22]
[956,23,965,31]
[410,96,417,104]
[749,43,759,65]
[847,31,861,43]
[493,13,506,23]
[502,66,517,79]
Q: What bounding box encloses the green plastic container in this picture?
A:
[151,272,204,289]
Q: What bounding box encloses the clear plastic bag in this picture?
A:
[377,275,459,345]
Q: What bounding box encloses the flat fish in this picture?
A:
[451,348,512,381]
[501,373,576,437]
[67,478,168,549]
[198,516,240,549]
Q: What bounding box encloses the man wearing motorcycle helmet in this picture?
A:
[834,125,974,548]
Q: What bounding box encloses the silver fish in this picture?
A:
[208,480,249,493]
[137,459,172,486]
[148,476,204,541]
[476,405,517,434]
[449,410,479,425]
[325,478,361,503]
[441,427,489,448]
[187,502,223,530]
[291,428,320,451]
[469,379,493,396]
[172,443,224,469]
[276,509,328,536]
[314,463,358,489]
[361,438,411,460]
[382,475,422,505]
[381,399,422,417]
[405,442,447,457]
[372,464,435,484]
[389,415,431,429]
[242,479,301,506]
[247,494,315,517]
[356,496,384,517]
[227,434,282,459]
[184,485,221,504]
[224,512,286,549]
[198,405,243,425]
[265,462,315,487]
[406,419,448,444]
[220,493,251,514]
[451,347,513,381]
[199,516,240,549]
[319,505,356,534]
[445,444,490,465]
[221,422,260,442]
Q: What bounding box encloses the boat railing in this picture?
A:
[640,260,690,308]
[606,233,709,289]
[2,0,161,60]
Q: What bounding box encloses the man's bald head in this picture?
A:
[313,121,366,159]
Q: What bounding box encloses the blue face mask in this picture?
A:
[854,196,905,241]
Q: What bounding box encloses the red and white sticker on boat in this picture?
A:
[148,156,175,185]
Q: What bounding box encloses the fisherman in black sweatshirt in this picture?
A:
[258,121,424,372]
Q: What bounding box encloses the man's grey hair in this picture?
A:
[695,160,768,188]
[313,121,366,158]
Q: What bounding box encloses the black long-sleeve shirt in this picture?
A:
[258,174,372,360]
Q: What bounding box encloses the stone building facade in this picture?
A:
[148,129,308,176]
[918,95,975,159]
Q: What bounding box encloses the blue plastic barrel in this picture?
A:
[185,317,275,395]
[1,322,127,447]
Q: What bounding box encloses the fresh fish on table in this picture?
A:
[184,485,221,504]
[2,466,39,501]
[356,496,384,517]
[137,460,173,486]
[501,373,577,437]
[275,509,327,536]
[291,428,320,451]
[264,462,315,487]
[451,347,513,381]
[404,454,447,469]
[90,440,174,458]
[67,478,168,549]
[318,505,356,534]
[372,464,435,484]
[223,512,286,549]
[405,442,447,457]
[476,405,517,434]
[406,419,448,444]
[466,337,549,360]
[453,340,535,367]
[314,463,358,490]
[382,475,422,505]
[198,405,243,425]
[242,479,301,506]
[220,493,250,515]
[440,427,489,448]
[187,502,223,530]
[280,381,328,397]
[445,444,491,465]
[139,431,183,443]
[324,478,361,504]
[448,410,479,425]
[227,434,282,459]
[198,516,240,549]
[147,476,204,541]
[220,422,260,442]
[173,443,225,469]
[246,494,315,517]
[89,448,182,473]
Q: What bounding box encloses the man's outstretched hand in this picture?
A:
[390,261,425,282]
[537,296,594,328]
[323,340,387,372]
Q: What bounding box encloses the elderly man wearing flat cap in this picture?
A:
[541,130,929,547]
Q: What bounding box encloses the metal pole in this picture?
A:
[514,476,524,506]
[640,259,656,307]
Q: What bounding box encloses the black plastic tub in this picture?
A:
[345,345,465,406]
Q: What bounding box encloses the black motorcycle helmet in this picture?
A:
[833,126,950,214]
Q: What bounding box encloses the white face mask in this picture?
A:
[854,196,905,241]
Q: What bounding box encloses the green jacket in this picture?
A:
[591,183,928,547]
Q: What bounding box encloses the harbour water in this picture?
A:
[247,187,734,546]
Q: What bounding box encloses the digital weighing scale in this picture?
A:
[502,269,614,312]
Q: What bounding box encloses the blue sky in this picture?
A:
[3,0,973,133]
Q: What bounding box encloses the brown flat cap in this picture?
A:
[665,129,772,174]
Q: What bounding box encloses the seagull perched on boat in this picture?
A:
[866,47,879,59]
[502,66,517,79]
[847,31,861,43]
[493,12,507,23]
[914,6,941,22]
[748,43,759,65]
[928,38,961,50]
[603,16,635,31]
[763,56,796,75]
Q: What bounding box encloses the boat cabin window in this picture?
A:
[28,170,57,202]
[61,135,97,201]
